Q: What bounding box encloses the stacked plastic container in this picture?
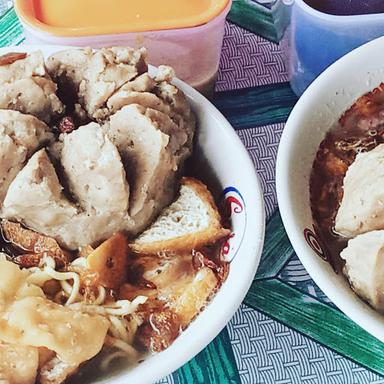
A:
[15,0,232,97]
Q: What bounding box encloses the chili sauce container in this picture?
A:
[15,0,232,97]
[285,0,384,96]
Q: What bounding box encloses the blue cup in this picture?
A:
[285,0,384,96]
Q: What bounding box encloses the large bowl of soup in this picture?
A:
[277,35,384,342]
[0,45,265,384]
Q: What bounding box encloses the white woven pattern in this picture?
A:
[227,305,384,384]
[237,123,284,218]
[216,23,288,92]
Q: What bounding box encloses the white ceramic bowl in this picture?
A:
[0,45,265,383]
[277,36,384,342]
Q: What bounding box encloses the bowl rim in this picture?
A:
[0,44,266,383]
[276,35,384,342]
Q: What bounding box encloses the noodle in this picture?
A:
[27,256,81,305]
[68,296,147,318]
[44,266,80,305]
[93,286,106,305]
[105,336,138,358]
[149,313,161,335]
[108,316,125,339]
[107,315,140,344]
[26,268,52,286]
[103,296,147,316]
[100,351,127,371]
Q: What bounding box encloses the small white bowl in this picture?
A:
[277,36,384,342]
[0,45,265,383]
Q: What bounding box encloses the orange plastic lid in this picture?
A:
[15,0,230,37]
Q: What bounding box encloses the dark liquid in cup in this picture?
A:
[304,0,384,16]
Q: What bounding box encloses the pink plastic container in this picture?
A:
[15,0,232,97]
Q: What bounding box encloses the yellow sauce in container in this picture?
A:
[17,0,228,35]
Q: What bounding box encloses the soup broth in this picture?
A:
[310,83,384,272]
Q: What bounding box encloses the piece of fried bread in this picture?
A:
[131,177,229,254]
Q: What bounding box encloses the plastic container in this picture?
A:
[14,0,232,97]
[285,0,384,96]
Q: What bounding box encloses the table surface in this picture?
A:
[1,1,384,383]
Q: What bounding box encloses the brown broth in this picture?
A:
[310,83,384,272]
